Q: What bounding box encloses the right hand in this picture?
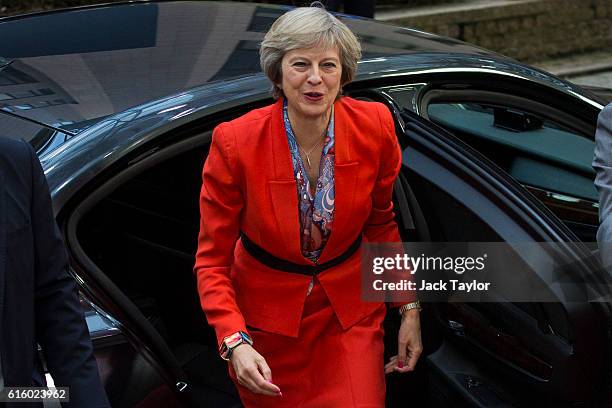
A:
[230,344,282,397]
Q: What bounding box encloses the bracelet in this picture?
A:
[398,301,422,316]
[219,331,253,361]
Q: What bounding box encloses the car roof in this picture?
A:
[0,0,496,131]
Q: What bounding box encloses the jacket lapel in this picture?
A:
[268,99,303,262]
[266,98,360,264]
[318,99,359,263]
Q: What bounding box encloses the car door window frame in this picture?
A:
[419,89,594,138]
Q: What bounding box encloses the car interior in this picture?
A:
[71,95,608,407]
[417,87,599,242]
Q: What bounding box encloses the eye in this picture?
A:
[322,62,337,69]
[292,61,308,68]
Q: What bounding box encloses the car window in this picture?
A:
[426,102,597,202]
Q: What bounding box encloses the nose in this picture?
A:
[307,66,322,85]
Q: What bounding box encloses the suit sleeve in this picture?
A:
[363,104,403,243]
[27,143,109,408]
[194,124,248,348]
[364,105,416,306]
[594,103,612,268]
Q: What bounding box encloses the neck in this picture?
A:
[287,104,331,148]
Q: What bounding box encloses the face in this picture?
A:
[278,45,342,122]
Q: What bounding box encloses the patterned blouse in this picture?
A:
[283,98,335,263]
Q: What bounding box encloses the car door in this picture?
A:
[355,90,612,407]
[60,118,250,408]
[379,76,603,243]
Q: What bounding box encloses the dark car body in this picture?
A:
[1,1,610,407]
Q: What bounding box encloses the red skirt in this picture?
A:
[229,280,387,407]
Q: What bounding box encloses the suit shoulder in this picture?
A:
[597,103,612,136]
[0,137,32,166]
[339,97,394,137]
[340,96,385,111]
[216,103,275,133]
[600,102,612,119]
[339,97,391,123]
[0,137,36,195]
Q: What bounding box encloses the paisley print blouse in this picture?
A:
[283,98,335,263]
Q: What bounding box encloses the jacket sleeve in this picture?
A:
[194,123,248,348]
[28,142,110,408]
[594,103,612,268]
[363,104,403,243]
[364,105,417,306]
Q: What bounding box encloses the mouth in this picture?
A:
[304,92,324,101]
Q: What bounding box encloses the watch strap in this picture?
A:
[219,331,253,361]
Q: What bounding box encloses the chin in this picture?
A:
[298,102,333,118]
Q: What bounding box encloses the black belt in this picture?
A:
[240,233,362,276]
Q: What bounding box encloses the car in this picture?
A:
[0,1,610,407]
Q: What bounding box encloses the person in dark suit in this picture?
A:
[0,136,110,407]
[593,103,612,268]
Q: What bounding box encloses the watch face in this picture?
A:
[225,334,243,348]
[224,331,253,350]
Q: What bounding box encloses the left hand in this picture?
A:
[384,309,422,374]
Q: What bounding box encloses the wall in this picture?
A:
[384,0,612,62]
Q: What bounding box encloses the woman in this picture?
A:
[194,5,422,406]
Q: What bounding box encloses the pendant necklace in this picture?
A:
[296,136,324,169]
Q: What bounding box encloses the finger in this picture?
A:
[385,363,396,374]
[256,359,282,395]
[397,341,407,369]
[248,366,281,396]
[242,374,276,396]
[254,378,281,396]
[255,375,281,394]
[405,347,422,371]
[384,356,398,371]
[394,347,422,373]
[257,358,274,383]
[236,372,261,394]
[237,366,269,395]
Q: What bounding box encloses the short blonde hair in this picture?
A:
[260,6,362,99]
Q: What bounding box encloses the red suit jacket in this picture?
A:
[195,97,411,347]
